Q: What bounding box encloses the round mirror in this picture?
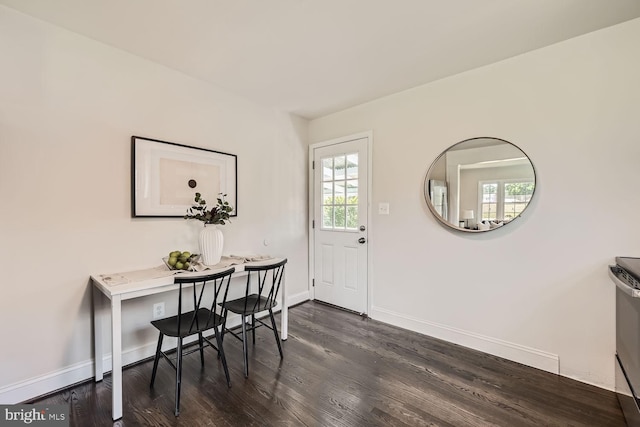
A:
[424,137,536,232]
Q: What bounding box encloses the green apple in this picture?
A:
[175,261,184,270]
[170,250,181,258]
[168,257,178,267]
[181,251,191,259]
[183,262,190,270]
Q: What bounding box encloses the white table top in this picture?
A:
[91,255,283,298]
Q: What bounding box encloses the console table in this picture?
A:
[91,257,287,421]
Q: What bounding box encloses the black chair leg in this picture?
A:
[198,332,205,366]
[252,314,256,345]
[214,326,231,387]
[175,338,183,417]
[220,309,227,342]
[241,315,249,378]
[150,333,164,387]
[268,309,283,359]
[218,309,228,359]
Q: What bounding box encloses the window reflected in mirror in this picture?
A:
[424,137,536,233]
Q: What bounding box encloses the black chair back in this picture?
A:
[172,268,235,337]
[241,258,287,314]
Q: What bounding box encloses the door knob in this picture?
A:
[358,237,366,244]
[359,225,366,231]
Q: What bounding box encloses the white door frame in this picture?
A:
[308,131,373,314]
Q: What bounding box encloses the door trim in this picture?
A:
[308,131,373,314]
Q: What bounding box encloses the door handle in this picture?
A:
[358,237,366,244]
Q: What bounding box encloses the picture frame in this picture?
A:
[131,136,237,218]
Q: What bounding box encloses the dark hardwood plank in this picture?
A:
[31,301,625,426]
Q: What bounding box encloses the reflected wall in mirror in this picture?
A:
[424,137,536,233]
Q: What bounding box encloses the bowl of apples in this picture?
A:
[163,251,200,271]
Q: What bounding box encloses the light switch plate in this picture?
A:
[378,202,390,215]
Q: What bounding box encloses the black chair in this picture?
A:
[221,258,287,377]
[150,267,235,416]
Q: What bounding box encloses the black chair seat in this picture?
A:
[151,308,224,338]
[223,295,277,316]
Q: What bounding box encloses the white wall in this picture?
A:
[309,18,640,389]
[0,6,308,401]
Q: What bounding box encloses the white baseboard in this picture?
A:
[288,289,310,307]
[0,359,96,405]
[370,305,559,375]
[0,292,310,404]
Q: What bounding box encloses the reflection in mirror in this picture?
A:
[428,180,448,219]
[424,137,536,232]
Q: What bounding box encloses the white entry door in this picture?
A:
[312,135,369,314]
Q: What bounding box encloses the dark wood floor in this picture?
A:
[33,301,625,426]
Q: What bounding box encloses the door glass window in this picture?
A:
[321,153,358,230]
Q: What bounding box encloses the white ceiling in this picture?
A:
[3,0,640,119]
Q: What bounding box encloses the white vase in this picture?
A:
[199,224,224,265]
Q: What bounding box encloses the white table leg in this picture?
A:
[281,269,287,340]
[93,285,104,382]
[111,295,123,420]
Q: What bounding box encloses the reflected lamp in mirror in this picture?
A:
[423,137,536,233]
[461,209,474,229]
